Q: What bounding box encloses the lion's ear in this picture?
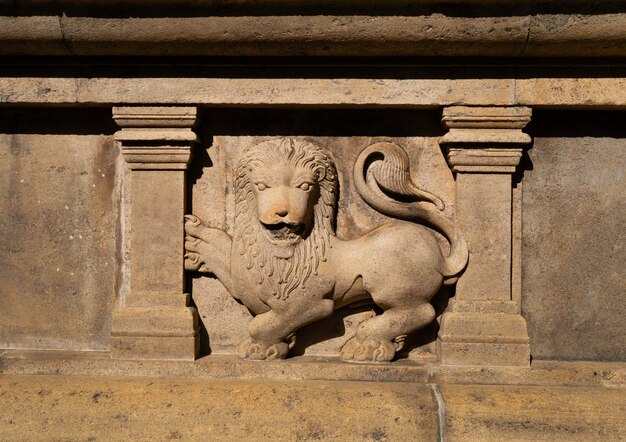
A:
[314,166,326,181]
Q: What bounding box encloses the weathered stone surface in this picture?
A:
[441,384,626,441]
[0,369,624,441]
[516,78,626,108]
[0,15,530,57]
[439,313,530,366]
[4,76,626,108]
[186,137,466,362]
[0,77,518,107]
[438,106,531,366]
[0,374,439,441]
[2,353,625,388]
[1,3,626,438]
[190,110,455,360]
[3,8,626,57]
[0,108,118,351]
[110,106,200,360]
[522,111,626,361]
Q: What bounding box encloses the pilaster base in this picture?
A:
[110,303,199,360]
[438,312,530,367]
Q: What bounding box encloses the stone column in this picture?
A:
[437,106,531,366]
[110,107,199,360]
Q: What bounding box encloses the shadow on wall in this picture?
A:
[0,108,118,135]
[526,110,626,139]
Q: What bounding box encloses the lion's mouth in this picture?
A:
[261,222,305,244]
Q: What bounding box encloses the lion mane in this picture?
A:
[233,139,338,300]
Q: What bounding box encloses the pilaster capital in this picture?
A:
[113,106,199,170]
[440,106,532,173]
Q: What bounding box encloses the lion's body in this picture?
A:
[329,221,445,309]
[230,220,444,314]
[185,138,467,362]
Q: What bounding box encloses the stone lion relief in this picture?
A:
[185,138,468,362]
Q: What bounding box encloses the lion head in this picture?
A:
[234,138,338,300]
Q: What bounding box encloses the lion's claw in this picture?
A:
[238,337,290,360]
[265,342,290,360]
[184,252,201,271]
[184,214,201,226]
[340,336,397,363]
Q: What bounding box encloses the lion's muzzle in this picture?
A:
[261,221,305,244]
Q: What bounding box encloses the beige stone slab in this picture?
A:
[0,77,626,109]
[0,374,438,441]
[0,129,119,352]
[110,335,199,361]
[112,106,198,128]
[521,128,626,361]
[439,342,531,367]
[439,313,529,345]
[441,384,626,441]
[442,106,532,129]
[3,77,626,108]
[111,306,199,337]
[438,312,530,366]
[516,77,626,108]
[0,77,516,106]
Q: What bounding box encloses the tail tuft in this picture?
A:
[354,142,469,280]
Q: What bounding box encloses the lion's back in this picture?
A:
[340,221,446,296]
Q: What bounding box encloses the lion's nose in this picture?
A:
[275,207,289,217]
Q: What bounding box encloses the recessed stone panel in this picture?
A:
[0,108,119,351]
[190,109,456,359]
[523,111,626,361]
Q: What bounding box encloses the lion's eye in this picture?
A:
[298,182,312,191]
[256,183,268,191]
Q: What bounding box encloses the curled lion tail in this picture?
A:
[353,142,468,282]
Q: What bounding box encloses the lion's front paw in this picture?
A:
[237,337,290,360]
[340,336,397,363]
[184,214,205,272]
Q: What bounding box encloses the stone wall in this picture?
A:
[523,111,626,361]
[1,4,626,438]
[0,108,119,351]
[1,107,624,362]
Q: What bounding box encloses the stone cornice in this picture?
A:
[113,106,199,170]
[2,11,626,57]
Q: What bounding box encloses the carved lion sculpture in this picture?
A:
[185,138,468,362]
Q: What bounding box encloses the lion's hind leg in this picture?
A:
[340,303,435,362]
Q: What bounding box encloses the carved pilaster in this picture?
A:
[438,106,531,366]
[110,107,200,360]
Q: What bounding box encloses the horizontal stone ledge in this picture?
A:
[2,77,626,108]
[2,13,626,57]
[1,352,625,388]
